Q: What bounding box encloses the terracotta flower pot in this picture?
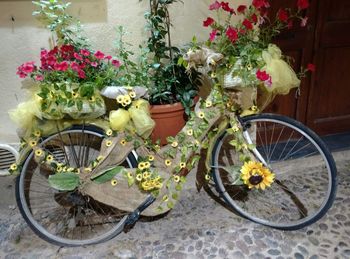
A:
[150,102,186,145]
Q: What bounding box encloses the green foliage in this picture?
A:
[48,172,80,191]
[92,166,125,184]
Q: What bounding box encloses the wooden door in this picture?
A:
[266,0,350,135]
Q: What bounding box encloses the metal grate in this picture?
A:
[0,145,19,175]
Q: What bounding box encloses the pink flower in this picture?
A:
[91,62,98,67]
[40,49,48,58]
[226,26,238,43]
[237,5,247,13]
[256,69,271,82]
[78,70,86,79]
[35,75,44,81]
[221,2,235,14]
[94,51,105,60]
[278,9,289,22]
[48,46,59,56]
[16,71,27,78]
[307,63,315,72]
[297,0,309,10]
[22,62,36,73]
[80,49,90,57]
[300,17,308,27]
[74,53,83,61]
[71,62,80,72]
[242,19,253,30]
[209,1,221,10]
[105,55,112,60]
[46,56,57,66]
[112,59,121,68]
[209,29,218,42]
[203,17,215,27]
[84,58,91,64]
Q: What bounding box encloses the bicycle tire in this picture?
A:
[212,113,337,230]
[16,125,138,246]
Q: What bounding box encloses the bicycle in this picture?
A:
[15,49,337,247]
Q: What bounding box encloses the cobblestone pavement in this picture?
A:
[0,151,349,259]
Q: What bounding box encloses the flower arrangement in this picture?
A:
[201,0,314,93]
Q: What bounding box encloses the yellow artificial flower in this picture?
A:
[186,129,193,136]
[56,166,63,173]
[127,171,133,178]
[106,140,113,147]
[120,139,127,146]
[154,145,160,152]
[180,162,186,169]
[67,167,74,172]
[148,155,155,161]
[138,162,146,170]
[205,174,211,181]
[29,140,37,147]
[155,182,163,189]
[195,140,200,146]
[96,155,104,162]
[251,105,258,112]
[197,112,205,119]
[165,159,172,167]
[35,149,44,157]
[84,167,92,173]
[89,96,96,102]
[240,161,275,190]
[76,168,81,174]
[232,125,240,132]
[46,155,54,162]
[123,95,131,105]
[106,129,113,136]
[111,179,118,186]
[10,163,17,171]
[171,141,178,148]
[162,195,169,202]
[142,171,151,179]
[129,91,136,98]
[34,130,41,137]
[247,64,253,71]
[210,72,217,78]
[143,162,151,169]
[72,92,79,98]
[242,144,248,150]
[116,95,124,104]
[173,175,180,183]
[136,174,143,181]
[205,100,213,108]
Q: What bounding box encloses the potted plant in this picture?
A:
[141,0,200,145]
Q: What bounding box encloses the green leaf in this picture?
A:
[93,166,125,184]
[48,173,80,191]
[167,201,174,209]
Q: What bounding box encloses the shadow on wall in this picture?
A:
[0,0,107,27]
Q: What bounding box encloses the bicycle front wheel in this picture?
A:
[212,113,337,230]
[16,125,138,246]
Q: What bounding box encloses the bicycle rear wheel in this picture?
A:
[16,125,138,246]
[212,114,337,230]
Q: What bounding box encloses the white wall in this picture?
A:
[0,0,250,143]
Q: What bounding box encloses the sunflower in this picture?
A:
[10,163,17,171]
[120,139,127,146]
[197,112,205,119]
[148,155,154,161]
[72,92,79,98]
[205,100,213,108]
[46,155,54,162]
[136,174,143,181]
[116,95,124,104]
[165,159,172,166]
[143,162,151,169]
[105,140,113,147]
[180,162,186,169]
[34,130,41,137]
[123,95,131,105]
[173,175,180,183]
[171,141,178,148]
[29,140,37,147]
[106,129,113,136]
[89,96,96,102]
[138,162,146,170]
[205,174,211,181]
[142,171,151,179]
[35,149,44,157]
[186,129,193,136]
[240,161,275,190]
[129,91,136,98]
[111,179,118,186]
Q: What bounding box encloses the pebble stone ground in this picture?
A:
[0,151,349,259]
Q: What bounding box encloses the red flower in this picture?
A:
[226,26,238,43]
[54,61,69,72]
[307,63,315,72]
[94,51,105,60]
[221,2,235,13]
[237,5,247,13]
[80,49,90,57]
[40,49,48,58]
[16,71,27,78]
[84,58,91,64]
[48,46,59,56]
[78,70,86,79]
[209,1,221,10]
[60,45,74,53]
[21,62,36,74]
[209,29,218,42]
[251,14,258,23]
[278,9,289,22]
[256,70,271,81]
[203,17,215,27]
[242,19,253,30]
[46,55,57,66]
[252,0,270,9]
[112,59,121,68]
[105,55,112,60]
[74,53,83,61]
[297,0,309,10]
[71,62,80,72]
[35,75,44,81]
